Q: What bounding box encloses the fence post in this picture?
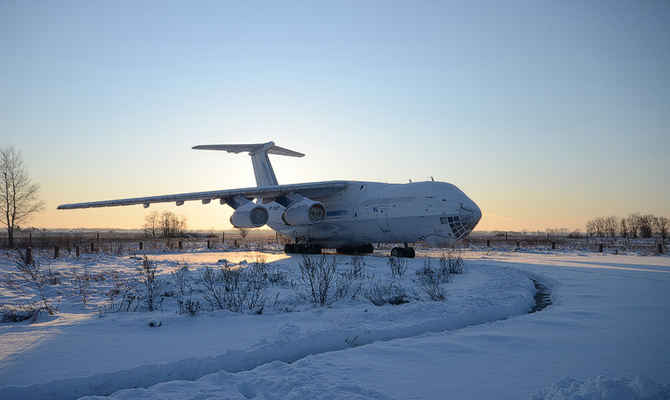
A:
[207,240,211,249]
[516,241,520,248]
[551,241,556,250]
[178,240,183,250]
[222,231,225,244]
[76,245,80,257]
[486,239,491,248]
[598,243,603,253]
[658,244,664,254]
[139,242,143,251]
[91,242,95,252]
[26,247,32,265]
[54,245,59,258]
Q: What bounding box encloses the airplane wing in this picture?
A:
[57,181,350,210]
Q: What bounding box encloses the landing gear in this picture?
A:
[391,245,415,258]
[358,243,374,254]
[285,243,322,255]
[336,243,374,255]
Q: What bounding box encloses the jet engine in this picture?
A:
[281,198,326,226]
[230,203,269,228]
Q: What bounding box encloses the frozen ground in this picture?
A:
[0,247,669,399]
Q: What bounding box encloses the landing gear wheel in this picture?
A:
[391,247,415,258]
[358,243,374,254]
[296,243,322,255]
[336,247,356,255]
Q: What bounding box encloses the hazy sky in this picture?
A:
[1,0,668,232]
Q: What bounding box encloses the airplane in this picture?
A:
[58,142,482,257]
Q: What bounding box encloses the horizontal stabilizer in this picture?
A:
[192,141,303,186]
[192,142,304,158]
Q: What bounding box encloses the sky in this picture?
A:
[1,0,668,232]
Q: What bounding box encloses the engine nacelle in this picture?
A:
[230,203,269,228]
[281,198,326,226]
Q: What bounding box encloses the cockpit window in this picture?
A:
[443,213,475,239]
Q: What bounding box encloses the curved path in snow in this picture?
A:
[1,264,554,400]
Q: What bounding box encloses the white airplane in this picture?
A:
[58,142,481,257]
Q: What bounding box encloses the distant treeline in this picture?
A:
[585,213,669,240]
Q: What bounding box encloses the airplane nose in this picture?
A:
[459,198,482,232]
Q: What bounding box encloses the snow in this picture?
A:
[1,247,669,399]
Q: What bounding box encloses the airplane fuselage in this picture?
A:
[266,180,481,249]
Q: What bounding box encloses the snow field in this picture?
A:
[1,248,669,399]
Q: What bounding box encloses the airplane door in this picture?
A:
[376,207,391,233]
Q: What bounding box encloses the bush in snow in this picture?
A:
[293,255,337,307]
[387,256,408,278]
[170,264,201,317]
[69,263,92,307]
[136,255,163,312]
[171,263,192,298]
[363,277,408,306]
[438,250,466,275]
[292,255,365,307]
[350,255,366,279]
[414,259,450,302]
[0,253,59,322]
[177,298,202,317]
[200,261,269,313]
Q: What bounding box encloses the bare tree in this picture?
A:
[639,214,655,239]
[655,216,669,242]
[159,211,187,237]
[0,145,46,248]
[142,211,160,238]
[626,213,641,239]
[619,217,629,238]
[602,216,619,238]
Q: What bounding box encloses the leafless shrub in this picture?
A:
[171,264,192,297]
[0,253,59,322]
[438,250,465,275]
[387,256,408,278]
[414,259,449,302]
[200,266,226,310]
[177,298,202,317]
[171,263,201,316]
[69,263,92,306]
[350,255,366,279]
[136,255,163,312]
[292,255,338,306]
[101,271,139,313]
[292,255,363,307]
[363,277,408,306]
[335,266,363,301]
[200,261,268,313]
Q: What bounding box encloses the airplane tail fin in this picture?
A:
[192,142,304,187]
